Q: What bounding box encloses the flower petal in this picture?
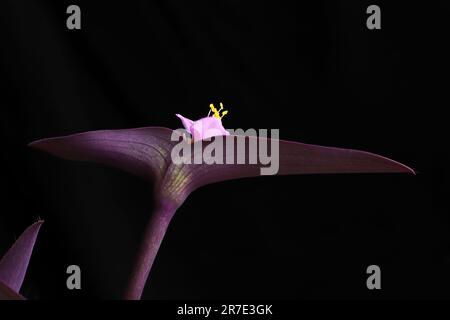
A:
[0,221,43,294]
[190,117,229,141]
[175,114,194,133]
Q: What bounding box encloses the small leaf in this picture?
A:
[0,221,43,293]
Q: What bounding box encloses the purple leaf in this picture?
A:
[0,221,43,294]
[29,127,413,299]
[30,128,413,206]
[182,135,414,197]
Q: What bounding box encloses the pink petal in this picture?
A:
[190,117,230,141]
[175,114,194,133]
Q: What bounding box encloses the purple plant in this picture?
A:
[0,221,43,300]
[29,110,413,299]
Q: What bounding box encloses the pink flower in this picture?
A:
[176,103,230,141]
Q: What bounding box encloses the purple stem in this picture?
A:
[124,200,178,300]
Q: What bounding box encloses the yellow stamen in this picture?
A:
[209,102,229,119]
[220,110,228,119]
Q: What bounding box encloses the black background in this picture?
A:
[0,0,448,300]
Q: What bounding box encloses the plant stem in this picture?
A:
[124,200,177,300]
